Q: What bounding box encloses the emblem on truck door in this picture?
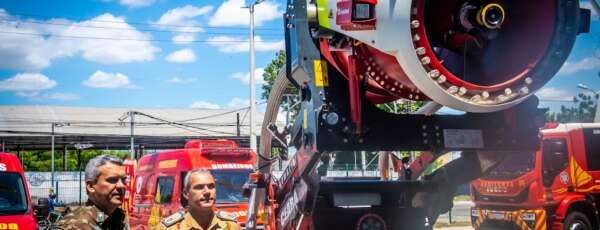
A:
[560,171,569,185]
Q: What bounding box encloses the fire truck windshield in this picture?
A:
[212,169,251,203]
[0,172,28,215]
[482,151,536,180]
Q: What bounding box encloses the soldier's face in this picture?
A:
[87,163,127,210]
[184,173,216,212]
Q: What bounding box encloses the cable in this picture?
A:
[132,111,237,135]
[0,31,283,43]
[5,12,282,31]
[178,101,267,122]
[0,19,283,36]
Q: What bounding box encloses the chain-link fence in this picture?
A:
[25,171,87,205]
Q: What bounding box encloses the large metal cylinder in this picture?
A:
[314,0,583,112]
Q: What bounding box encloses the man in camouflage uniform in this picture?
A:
[56,154,129,230]
[155,169,240,230]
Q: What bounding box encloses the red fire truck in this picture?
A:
[0,152,37,230]
[471,123,600,230]
[128,139,263,229]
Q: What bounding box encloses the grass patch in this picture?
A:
[454,195,471,202]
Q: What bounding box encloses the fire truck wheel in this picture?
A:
[356,213,387,230]
[564,211,592,230]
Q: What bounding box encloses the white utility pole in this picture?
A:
[245,2,265,229]
[248,1,263,152]
[51,123,55,188]
[130,111,135,159]
[51,122,69,190]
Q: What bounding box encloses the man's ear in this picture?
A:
[86,181,95,194]
[183,189,189,201]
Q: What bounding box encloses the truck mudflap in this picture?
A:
[471,208,547,230]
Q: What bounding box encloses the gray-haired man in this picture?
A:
[56,154,129,230]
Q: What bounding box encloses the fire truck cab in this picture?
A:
[471,123,600,230]
[0,152,37,230]
[128,139,257,229]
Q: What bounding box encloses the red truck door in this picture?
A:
[541,138,571,200]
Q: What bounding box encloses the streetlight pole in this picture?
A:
[51,122,69,191]
[51,123,55,189]
[248,1,263,153]
[118,111,136,159]
[74,143,93,205]
[246,2,265,229]
[130,111,135,159]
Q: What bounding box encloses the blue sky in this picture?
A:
[0,0,598,112]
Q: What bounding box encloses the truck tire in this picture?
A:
[356,213,387,230]
[564,211,592,230]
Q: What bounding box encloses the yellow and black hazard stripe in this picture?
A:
[472,209,546,230]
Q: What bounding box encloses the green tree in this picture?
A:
[375,100,425,114]
[18,150,128,171]
[261,50,299,119]
[546,93,598,123]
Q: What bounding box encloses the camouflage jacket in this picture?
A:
[55,201,129,230]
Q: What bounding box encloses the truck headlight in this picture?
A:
[521,212,536,221]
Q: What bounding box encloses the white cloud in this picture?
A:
[83,71,132,89]
[232,68,266,85]
[226,97,250,109]
[0,11,160,71]
[0,73,57,91]
[73,14,160,64]
[155,5,213,26]
[536,87,575,102]
[190,100,221,109]
[119,0,155,7]
[172,34,196,44]
[154,5,213,44]
[44,93,80,101]
[15,91,39,98]
[165,49,197,63]
[209,0,282,27]
[167,77,196,84]
[207,36,284,53]
[557,57,600,76]
[15,91,80,101]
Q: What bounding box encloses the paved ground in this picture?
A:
[437,201,473,224]
[435,227,473,230]
[435,201,474,230]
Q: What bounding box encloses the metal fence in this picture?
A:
[25,171,87,205]
[24,170,464,205]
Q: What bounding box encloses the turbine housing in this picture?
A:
[310,0,588,112]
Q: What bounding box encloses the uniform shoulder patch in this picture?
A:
[161,211,185,227]
[216,211,237,221]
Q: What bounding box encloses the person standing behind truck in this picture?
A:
[56,154,129,230]
[155,169,241,230]
[48,188,58,212]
